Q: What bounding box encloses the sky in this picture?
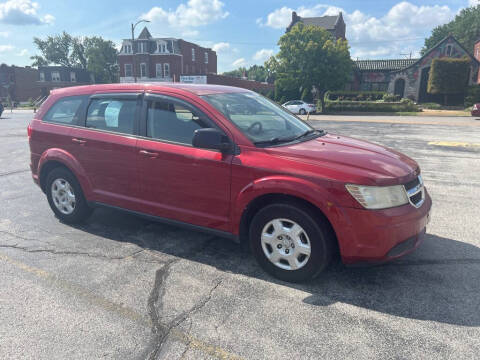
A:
[0,0,478,73]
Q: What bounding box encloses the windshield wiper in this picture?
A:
[254,130,325,147]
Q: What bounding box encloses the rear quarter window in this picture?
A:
[42,96,87,125]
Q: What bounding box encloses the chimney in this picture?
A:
[292,11,300,22]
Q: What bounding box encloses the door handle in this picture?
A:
[139,150,158,158]
[72,138,86,145]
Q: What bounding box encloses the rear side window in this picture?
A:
[43,96,86,124]
[86,98,137,135]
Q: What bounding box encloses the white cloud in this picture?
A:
[0,0,54,25]
[253,48,274,62]
[258,2,456,59]
[0,44,14,52]
[16,48,28,56]
[469,0,479,6]
[212,42,230,53]
[0,31,9,37]
[232,58,246,67]
[141,0,228,37]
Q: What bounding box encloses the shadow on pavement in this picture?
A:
[75,206,480,327]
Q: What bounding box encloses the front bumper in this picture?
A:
[335,188,432,264]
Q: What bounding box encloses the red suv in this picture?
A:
[28,84,431,282]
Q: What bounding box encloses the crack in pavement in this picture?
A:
[0,169,30,177]
[0,243,148,261]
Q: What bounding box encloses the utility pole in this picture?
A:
[131,19,150,83]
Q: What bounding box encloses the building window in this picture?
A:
[156,63,163,78]
[125,64,132,77]
[39,72,45,82]
[140,63,147,77]
[192,48,195,61]
[185,64,189,74]
[164,63,170,77]
[124,44,132,54]
[204,52,208,64]
[70,72,76,82]
[139,42,147,53]
[51,71,60,82]
[446,45,452,56]
[157,41,167,53]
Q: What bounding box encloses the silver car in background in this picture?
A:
[282,100,316,114]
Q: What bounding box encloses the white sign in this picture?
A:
[180,75,207,84]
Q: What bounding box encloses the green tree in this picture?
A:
[274,23,352,112]
[222,65,271,82]
[31,32,119,83]
[427,57,470,105]
[422,5,480,55]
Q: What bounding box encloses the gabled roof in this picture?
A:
[137,27,152,39]
[301,15,339,30]
[354,59,418,71]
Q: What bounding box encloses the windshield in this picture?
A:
[201,92,317,146]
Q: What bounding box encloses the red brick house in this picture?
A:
[118,27,217,83]
[0,64,40,103]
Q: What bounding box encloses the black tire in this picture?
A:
[299,108,307,115]
[45,167,92,224]
[249,203,334,282]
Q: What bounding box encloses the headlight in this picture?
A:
[345,184,409,210]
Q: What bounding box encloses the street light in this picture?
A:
[131,19,150,83]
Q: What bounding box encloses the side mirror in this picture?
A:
[192,128,232,153]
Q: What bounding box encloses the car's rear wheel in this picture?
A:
[46,167,92,224]
[299,108,307,115]
[249,203,334,282]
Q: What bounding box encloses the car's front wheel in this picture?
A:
[45,167,92,224]
[299,108,307,115]
[249,203,334,282]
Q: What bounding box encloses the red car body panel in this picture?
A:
[471,104,480,116]
[29,83,432,264]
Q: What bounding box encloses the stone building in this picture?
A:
[286,11,346,40]
[350,35,480,103]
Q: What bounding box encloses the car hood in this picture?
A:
[266,133,419,186]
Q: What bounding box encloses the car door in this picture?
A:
[136,93,233,231]
[289,101,300,113]
[68,93,141,209]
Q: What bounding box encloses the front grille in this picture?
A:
[403,175,425,208]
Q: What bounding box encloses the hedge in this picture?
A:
[322,99,419,113]
[465,85,480,107]
[325,90,386,102]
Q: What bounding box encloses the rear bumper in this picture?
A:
[471,110,480,116]
[335,189,432,264]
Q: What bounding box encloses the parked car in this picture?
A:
[28,84,431,282]
[471,103,480,116]
[282,100,316,114]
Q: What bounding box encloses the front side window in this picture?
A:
[201,92,314,146]
[43,96,86,124]
[86,98,137,135]
[125,64,132,77]
[146,99,209,145]
[51,71,60,82]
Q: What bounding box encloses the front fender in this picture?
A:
[232,175,343,235]
[38,148,93,199]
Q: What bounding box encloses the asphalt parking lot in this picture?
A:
[1,110,479,359]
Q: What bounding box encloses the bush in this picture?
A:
[465,85,480,107]
[325,90,386,102]
[324,100,420,113]
[420,102,442,110]
[382,93,401,102]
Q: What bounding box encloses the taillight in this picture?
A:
[27,124,32,138]
[474,104,478,110]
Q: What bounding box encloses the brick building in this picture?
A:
[0,64,39,103]
[474,38,480,83]
[118,27,217,83]
[37,66,94,97]
[286,11,346,40]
